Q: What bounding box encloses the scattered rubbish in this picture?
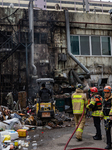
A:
[0,133,2,150]
[26,135,31,142]
[33,134,39,141]
[3,135,11,143]
[12,113,22,121]
[3,118,22,130]
[45,125,52,129]
[14,140,18,146]
[17,129,27,137]
[37,126,43,130]
[0,122,8,131]
[22,126,29,130]
[1,130,19,141]
[0,98,74,149]
[32,141,38,149]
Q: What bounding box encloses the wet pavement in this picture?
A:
[20,117,111,150]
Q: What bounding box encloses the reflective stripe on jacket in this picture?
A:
[86,94,102,117]
[76,128,83,133]
[71,89,87,114]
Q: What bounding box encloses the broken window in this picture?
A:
[91,36,101,55]
[101,37,111,55]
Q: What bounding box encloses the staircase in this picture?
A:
[0,30,32,65]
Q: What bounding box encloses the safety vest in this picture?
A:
[72,95,84,114]
[92,96,102,111]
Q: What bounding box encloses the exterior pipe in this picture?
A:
[72,70,83,84]
[65,10,90,74]
[29,0,37,75]
[34,19,112,26]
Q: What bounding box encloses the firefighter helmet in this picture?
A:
[104,86,111,92]
[90,87,98,93]
[76,84,83,90]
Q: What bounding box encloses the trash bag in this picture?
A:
[3,118,22,130]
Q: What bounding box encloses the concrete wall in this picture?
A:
[70,12,112,85]
[0,7,112,86]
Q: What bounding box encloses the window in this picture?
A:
[34,33,47,44]
[41,33,47,44]
[91,36,101,55]
[80,36,90,55]
[70,36,79,55]
[34,33,40,44]
[101,37,111,55]
[70,35,111,56]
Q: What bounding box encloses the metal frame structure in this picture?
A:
[0,30,32,106]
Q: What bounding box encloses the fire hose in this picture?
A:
[64,106,106,150]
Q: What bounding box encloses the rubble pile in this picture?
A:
[0,105,74,150]
[45,112,74,128]
[54,93,71,99]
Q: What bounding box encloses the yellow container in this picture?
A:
[3,135,11,143]
[17,129,27,137]
[14,141,18,146]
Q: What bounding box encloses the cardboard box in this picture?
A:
[17,129,27,137]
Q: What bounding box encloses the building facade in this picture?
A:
[1,0,112,14]
[0,7,112,103]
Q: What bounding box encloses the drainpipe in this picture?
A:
[65,10,90,74]
[72,70,83,84]
[29,0,37,75]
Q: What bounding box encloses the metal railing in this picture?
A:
[1,0,112,14]
[0,30,32,65]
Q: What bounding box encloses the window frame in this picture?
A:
[91,35,101,56]
[101,36,111,56]
[70,35,112,57]
[80,35,90,55]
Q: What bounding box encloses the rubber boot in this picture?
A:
[93,135,97,139]
[105,144,111,149]
[76,137,82,141]
[93,136,102,140]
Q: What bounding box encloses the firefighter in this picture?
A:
[39,83,52,102]
[100,86,112,149]
[86,87,102,140]
[71,84,88,141]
